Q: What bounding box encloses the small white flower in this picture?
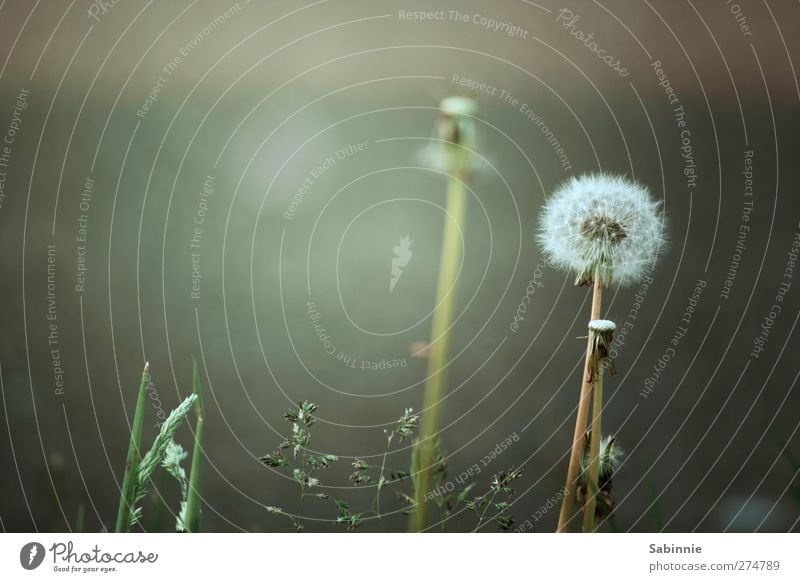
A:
[538,173,665,286]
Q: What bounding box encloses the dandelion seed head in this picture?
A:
[538,173,665,286]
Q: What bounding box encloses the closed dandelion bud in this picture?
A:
[423,96,480,173]
[588,319,616,379]
[579,434,624,522]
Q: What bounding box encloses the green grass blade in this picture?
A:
[75,502,85,533]
[115,362,150,532]
[184,357,204,532]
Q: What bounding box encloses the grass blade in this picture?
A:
[75,502,85,533]
[183,357,204,532]
[115,362,150,532]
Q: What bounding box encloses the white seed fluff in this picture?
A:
[589,319,617,332]
[538,173,665,286]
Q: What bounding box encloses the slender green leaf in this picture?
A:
[183,357,204,532]
[115,362,150,532]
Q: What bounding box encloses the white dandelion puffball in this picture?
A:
[538,173,665,286]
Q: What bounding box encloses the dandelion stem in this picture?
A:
[582,366,604,532]
[411,168,469,532]
[557,269,603,532]
[115,362,150,533]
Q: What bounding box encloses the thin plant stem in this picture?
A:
[472,490,500,532]
[115,362,150,533]
[183,357,204,533]
[373,434,392,530]
[297,450,307,530]
[75,502,85,533]
[411,169,469,532]
[582,366,603,532]
[557,268,604,532]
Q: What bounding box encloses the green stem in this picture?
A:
[183,357,204,533]
[472,490,500,532]
[411,169,469,532]
[374,436,391,530]
[75,502,85,533]
[297,451,307,531]
[582,366,603,532]
[115,362,151,533]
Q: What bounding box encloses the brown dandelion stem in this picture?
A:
[557,267,603,532]
[410,168,469,532]
[582,364,604,532]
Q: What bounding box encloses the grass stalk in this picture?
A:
[557,269,604,532]
[582,367,604,532]
[183,357,204,533]
[75,502,85,533]
[115,362,150,533]
[410,169,469,532]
